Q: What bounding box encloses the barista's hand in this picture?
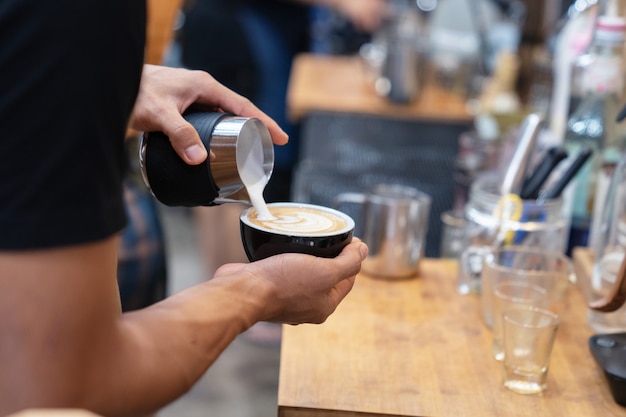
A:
[213,239,368,325]
[129,64,289,165]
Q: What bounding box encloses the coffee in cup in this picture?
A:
[240,202,355,261]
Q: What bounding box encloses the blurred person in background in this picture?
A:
[175,0,387,312]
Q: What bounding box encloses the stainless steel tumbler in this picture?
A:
[140,111,273,206]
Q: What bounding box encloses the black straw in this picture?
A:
[538,146,593,201]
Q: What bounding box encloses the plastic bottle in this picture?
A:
[563,14,626,251]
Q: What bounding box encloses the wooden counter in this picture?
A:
[278,258,625,417]
[286,53,472,123]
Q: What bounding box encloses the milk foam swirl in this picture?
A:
[247,206,348,235]
[260,213,335,233]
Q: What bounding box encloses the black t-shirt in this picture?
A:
[0,0,146,249]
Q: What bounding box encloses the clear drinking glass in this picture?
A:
[502,306,559,395]
[492,281,548,361]
[480,246,572,329]
[440,209,466,259]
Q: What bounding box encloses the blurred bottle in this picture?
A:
[563,13,626,252]
[548,0,598,143]
[569,7,600,118]
[588,150,626,332]
[379,0,422,103]
[453,113,500,209]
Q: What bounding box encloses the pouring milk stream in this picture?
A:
[237,136,274,221]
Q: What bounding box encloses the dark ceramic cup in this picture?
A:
[240,202,355,262]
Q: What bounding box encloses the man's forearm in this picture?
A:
[0,238,267,417]
[82,275,267,415]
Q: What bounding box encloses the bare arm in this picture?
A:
[0,64,366,416]
[0,237,366,416]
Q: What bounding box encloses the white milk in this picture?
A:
[246,178,273,220]
[238,131,274,220]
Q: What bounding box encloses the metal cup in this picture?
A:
[140,111,274,207]
[334,184,431,279]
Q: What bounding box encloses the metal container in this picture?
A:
[334,184,431,279]
[140,112,273,206]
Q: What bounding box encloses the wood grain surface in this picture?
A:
[286,54,472,123]
[278,258,625,417]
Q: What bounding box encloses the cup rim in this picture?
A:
[369,184,432,205]
[503,305,560,328]
[472,172,563,206]
[494,281,548,303]
[240,202,355,237]
[485,246,572,275]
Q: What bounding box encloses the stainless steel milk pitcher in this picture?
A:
[140,111,274,206]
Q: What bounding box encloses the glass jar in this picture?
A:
[457,173,571,295]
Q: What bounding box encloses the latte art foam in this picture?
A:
[257,212,335,234]
[246,206,348,235]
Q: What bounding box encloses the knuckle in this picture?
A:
[170,123,197,145]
